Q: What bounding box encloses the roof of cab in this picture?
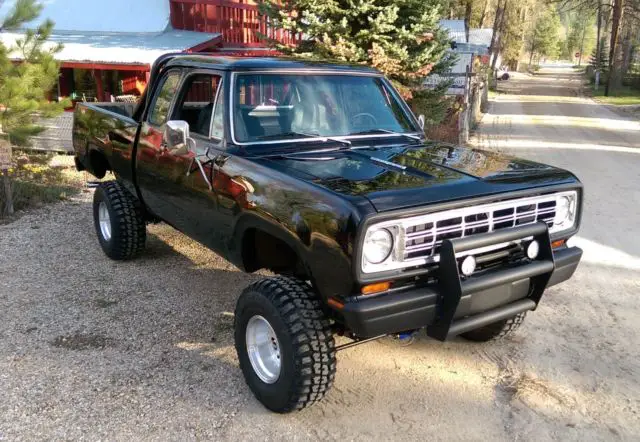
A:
[164,54,380,73]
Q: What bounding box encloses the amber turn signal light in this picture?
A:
[551,239,566,249]
[361,281,391,295]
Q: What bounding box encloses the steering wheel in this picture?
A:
[351,112,378,128]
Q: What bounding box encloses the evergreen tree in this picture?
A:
[258,0,454,125]
[0,0,67,146]
[563,14,596,63]
[589,38,608,72]
[526,7,561,66]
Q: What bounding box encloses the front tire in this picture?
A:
[234,277,336,413]
[93,181,146,260]
[460,312,527,342]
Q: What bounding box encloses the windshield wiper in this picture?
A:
[255,131,352,148]
[351,128,422,142]
[256,131,317,140]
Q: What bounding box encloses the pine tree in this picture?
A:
[589,39,608,73]
[526,7,561,66]
[258,0,454,125]
[0,0,67,146]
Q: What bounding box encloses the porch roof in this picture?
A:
[0,29,222,67]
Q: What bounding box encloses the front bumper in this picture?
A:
[340,223,582,339]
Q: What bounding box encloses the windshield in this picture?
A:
[232,73,417,143]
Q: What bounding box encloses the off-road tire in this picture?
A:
[234,276,336,413]
[460,312,527,342]
[93,181,146,260]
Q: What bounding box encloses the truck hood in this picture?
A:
[257,142,578,212]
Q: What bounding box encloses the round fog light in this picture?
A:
[526,240,540,259]
[460,256,476,276]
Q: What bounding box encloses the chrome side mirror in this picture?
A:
[164,120,195,154]
[418,114,425,130]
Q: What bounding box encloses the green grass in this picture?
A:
[592,86,640,105]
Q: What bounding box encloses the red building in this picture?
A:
[169,0,298,50]
[0,0,291,104]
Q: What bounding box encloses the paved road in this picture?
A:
[1,67,638,440]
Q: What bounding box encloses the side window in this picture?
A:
[172,73,222,137]
[149,71,181,126]
[210,87,224,139]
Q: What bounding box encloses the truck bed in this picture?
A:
[72,102,140,191]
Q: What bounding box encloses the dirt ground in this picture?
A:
[1,67,639,440]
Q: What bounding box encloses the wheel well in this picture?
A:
[242,228,307,278]
[89,149,111,179]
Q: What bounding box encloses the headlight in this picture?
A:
[552,192,577,231]
[363,228,394,264]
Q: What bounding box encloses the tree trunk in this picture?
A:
[494,0,509,60]
[479,0,490,28]
[529,46,534,67]
[620,28,633,76]
[490,0,508,72]
[465,0,472,42]
[488,0,503,57]
[596,0,601,69]
[605,0,623,96]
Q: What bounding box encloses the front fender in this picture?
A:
[230,210,357,300]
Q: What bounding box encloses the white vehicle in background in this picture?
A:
[497,66,510,80]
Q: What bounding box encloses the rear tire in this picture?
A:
[234,276,336,413]
[93,181,146,260]
[460,312,526,342]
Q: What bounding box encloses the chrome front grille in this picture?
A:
[402,196,557,261]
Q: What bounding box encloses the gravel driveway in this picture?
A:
[1,66,639,441]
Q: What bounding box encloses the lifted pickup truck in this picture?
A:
[73,54,583,413]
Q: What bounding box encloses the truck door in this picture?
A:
[138,70,228,251]
[136,68,183,220]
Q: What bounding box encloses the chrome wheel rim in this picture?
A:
[98,202,112,241]
[246,315,281,384]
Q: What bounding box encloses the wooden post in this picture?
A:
[2,169,13,216]
[94,69,104,101]
[0,139,13,216]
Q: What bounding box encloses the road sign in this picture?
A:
[575,52,581,58]
[0,139,11,171]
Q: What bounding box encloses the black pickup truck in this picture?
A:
[73,54,583,413]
